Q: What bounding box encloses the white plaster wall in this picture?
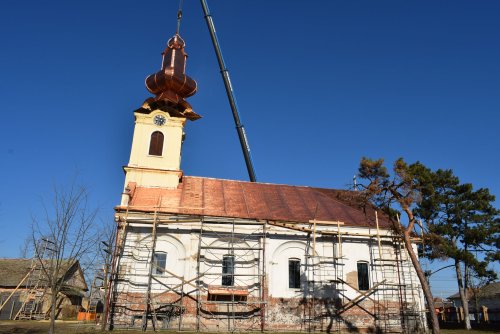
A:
[116,221,425,311]
[117,226,190,293]
[128,111,185,171]
[268,239,309,299]
[198,237,258,289]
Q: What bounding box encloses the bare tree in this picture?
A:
[84,221,116,330]
[19,235,33,258]
[31,182,99,334]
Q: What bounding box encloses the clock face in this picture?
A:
[154,115,166,126]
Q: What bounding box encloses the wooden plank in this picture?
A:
[164,269,200,290]
[337,280,386,315]
[337,220,343,258]
[312,219,317,255]
[308,219,345,226]
[337,277,386,311]
[375,211,383,260]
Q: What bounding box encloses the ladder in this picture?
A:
[15,238,56,320]
[371,234,404,333]
[303,222,345,333]
[87,269,105,316]
[304,231,319,332]
[107,207,130,329]
[141,206,160,331]
[332,234,345,333]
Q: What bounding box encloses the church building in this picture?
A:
[106,30,427,333]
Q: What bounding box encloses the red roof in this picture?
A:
[118,176,391,228]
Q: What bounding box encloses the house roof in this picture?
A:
[434,297,453,308]
[448,282,500,300]
[0,258,88,292]
[0,259,34,287]
[118,176,391,228]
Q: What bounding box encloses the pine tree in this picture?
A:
[358,157,440,334]
[417,169,499,330]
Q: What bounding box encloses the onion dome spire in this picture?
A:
[139,33,200,121]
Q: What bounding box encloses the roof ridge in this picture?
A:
[182,175,369,194]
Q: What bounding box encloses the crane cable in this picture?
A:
[172,0,258,182]
[176,0,184,35]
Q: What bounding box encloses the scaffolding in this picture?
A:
[14,238,56,320]
[108,208,426,333]
[294,213,426,334]
[303,220,345,333]
[196,217,266,332]
[87,268,105,320]
[365,212,427,334]
[107,211,267,332]
[0,238,56,320]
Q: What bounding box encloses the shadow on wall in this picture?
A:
[298,274,382,334]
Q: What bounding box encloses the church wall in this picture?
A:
[110,219,427,331]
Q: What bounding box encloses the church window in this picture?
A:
[289,258,301,289]
[222,255,235,286]
[149,131,164,156]
[153,252,167,275]
[357,261,370,291]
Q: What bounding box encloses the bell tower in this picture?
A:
[121,34,200,205]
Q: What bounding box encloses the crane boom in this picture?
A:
[200,0,257,182]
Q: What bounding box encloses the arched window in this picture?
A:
[149,131,164,156]
[222,255,235,286]
[357,261,370,291]
[289,258,301,289]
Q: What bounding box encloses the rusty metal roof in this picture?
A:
[120,176,390,228]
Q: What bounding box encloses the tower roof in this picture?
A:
[138,33,200,121]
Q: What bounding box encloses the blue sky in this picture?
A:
[1,1,499,297]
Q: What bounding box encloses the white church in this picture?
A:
[106,31,427,333]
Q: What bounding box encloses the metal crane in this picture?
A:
[199,0,258,182]
[175,0,258,182]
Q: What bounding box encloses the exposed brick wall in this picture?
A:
[110,292,405,332]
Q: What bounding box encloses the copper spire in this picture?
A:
[140,34,200,120]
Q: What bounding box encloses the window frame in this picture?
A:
[153,252,167,276]
[357,261,370,291]
[222,255,235,286]
[148,131,164,156]
[288,258,301,289]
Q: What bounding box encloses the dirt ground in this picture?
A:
[0,321,498,334]
[441,330,499,334]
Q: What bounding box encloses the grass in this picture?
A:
[0,321,498,334]
[441,330,498,334]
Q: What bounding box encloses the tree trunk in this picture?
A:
[402,230,440,334]
[474,292,480,324]
[454,260,471,330]
[48,289,57,334]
